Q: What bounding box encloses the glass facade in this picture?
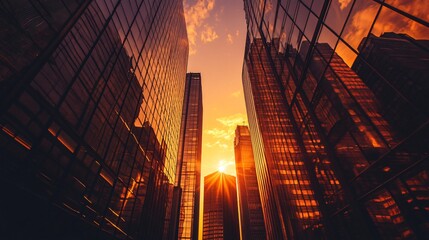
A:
[203,172,240,240]
[0,0,188,239]
[243,0,428,239]
[234,125,267,240]
[176,73,203,240]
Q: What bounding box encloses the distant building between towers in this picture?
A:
[234,125,266,240]
[203,172,240,240]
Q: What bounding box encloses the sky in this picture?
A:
[183,1,246,237]
[184,0,247,178]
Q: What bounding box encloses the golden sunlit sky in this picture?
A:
[185,0,247,178]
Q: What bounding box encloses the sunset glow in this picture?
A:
[0,0,427,239]
[217,160,233,173]
[185,0,246,179]
[218,164,226,173]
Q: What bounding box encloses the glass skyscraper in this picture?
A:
[175,73,203,240]
[0,0,188,239]
[203,172,240,240]
[243,0,428,239]
[352,32,429,138]
[234,125,266,240]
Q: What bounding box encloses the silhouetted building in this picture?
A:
[234,125,266,240]
[203,172,240,240]
[243,1,429,238]
[0,0,188,239]
[170,73,203,240]
[352,32,429,138]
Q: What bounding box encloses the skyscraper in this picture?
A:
[243,0,428,239]
[173,73,203,240]
[352,32,429,138]
[234,125,266,240]
[203,172,240,240]
[0,0,188,239]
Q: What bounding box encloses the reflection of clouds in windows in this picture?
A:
[336,0,429,65]
[344,0,429,51]
[338,0,352,10]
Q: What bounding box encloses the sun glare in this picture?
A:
[218,160,227,173]
[218,165,226,173]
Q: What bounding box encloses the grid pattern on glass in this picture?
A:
[234,125,267,240]
[176,73,203,240]
[243,0,429,239]
[0,0,188,239]
[203,172,240,240]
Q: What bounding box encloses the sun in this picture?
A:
[218,160,226,173]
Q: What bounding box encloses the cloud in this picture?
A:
[184,0,216,54]
[205,113,247,150]
[339,0,429,65]
[201,25,219,43]
[216,113,247,128]
[218,159,235,170]
[214,12,221,22]
[206,128,231,140]
[227,33,234,44]
[338,0,352,10]
[214,6,224,22]
[342,5,378,50]
[231,90,241,98]
[206,141,229,149]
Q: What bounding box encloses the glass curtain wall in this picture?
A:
[243,0,429,239]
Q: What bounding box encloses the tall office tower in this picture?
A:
[174,73,203,240]
[203,172,240,240]
[243,0,428,239]
[0,0,188,239]
[352,32,429,138]
[234,125,266,240]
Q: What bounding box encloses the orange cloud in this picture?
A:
[371,0,429,39]
[206,128,231,140]
[201,25,219,43]
[206,140,229,149]
[231,90,241,97]
[216,113,247,127]
[184,0,216,54]
[227,33,234,44]
[339,0,429,65]
[205,113,247,151]
[338,0,352,10]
